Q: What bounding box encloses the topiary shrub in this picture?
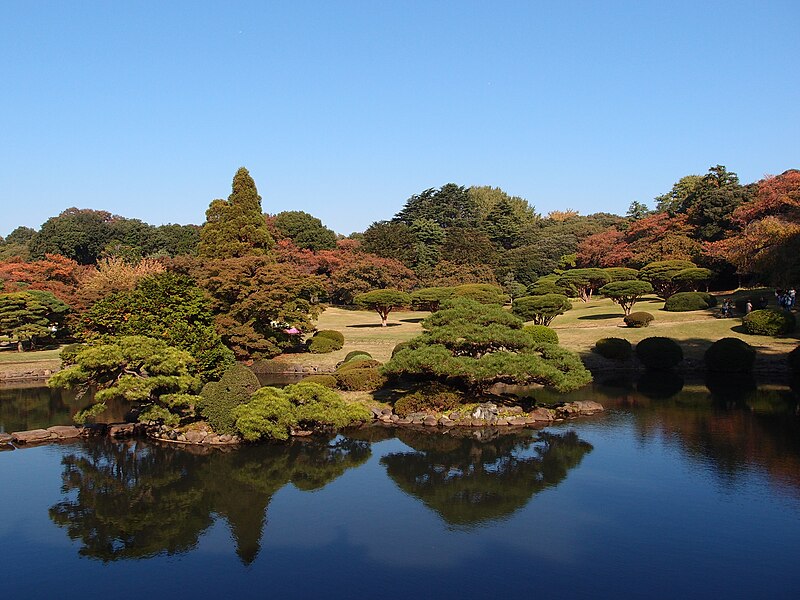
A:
[594,337,632,360]
[198,364,262,434]
[636,337,683,370]
[335,366,387,391]
[302,374,339,388]
[314,330,345,345]
[392,341,412,357]
[704,337,756,373]
[664,291,717,312]
[307,336,341,354]
[788,346,800,374]
[393,383,463,417]
[336,358,381,373]
[344,351,372,363]
[624,312,654,328]
[522,324,559,345]
[742,309,796,336]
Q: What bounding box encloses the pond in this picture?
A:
[1,378,799,598]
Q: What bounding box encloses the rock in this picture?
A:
[505,406,524,415]
[470,419,485,427]
[390,414,400,422]
[380,408,393,416]
[0,432,13,444]
[507,417,527,426]
[378,415,392,423]
[47,425,82,439]
[448,413,462,421]
[108,424,136,438]
[396,417,412,425]
[370,407,383,418]
[495,418,508,426]
[571,400,604,414]
[218,434,233,443]
[205,435,221,444]
[472,402,499,420]
[408,412,428,420]
[11,429,53,444]
[411,417,424,425]
[439,417,455,427]
[292,429,313,437]
[423,416,438,427]
[184,430,205,443]
[529,408,555,421]
[177,433,187,442]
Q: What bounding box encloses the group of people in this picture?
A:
[776,289,796,310]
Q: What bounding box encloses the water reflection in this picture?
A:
[49,436,370,564]
[381,429,593,527]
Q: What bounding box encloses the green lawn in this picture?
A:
[0,346,63,375]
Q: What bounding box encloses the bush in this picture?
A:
[336,358,381,373]
[198,364,262,434]
[742,309,796,336]
[636,337,683,370]
[335,366,386,391]
[392,341,412,357]
[522,324,559,345]
[302,374,339,388]
[393,383,463,417]
[307,336,341,354]
[512,294,572,326]
[705,338,756,373]
[344,351,372,363]
[664,292,717,312]
[314,330,345,345]
[624,312,654,328]
[787,346,800,374]
[594,337,632,360]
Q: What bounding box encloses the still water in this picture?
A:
[1,378,799,599]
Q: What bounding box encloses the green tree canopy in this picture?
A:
[511,294,572,326]
[639,260,700,298]
[273,211,337,251]
[599,280,653,315]
[555,268,610,302]
[0,289,69,351]
[198,167,274,258]
[394,184,480,230]
[410,287,455,312]
[354,289,412,326]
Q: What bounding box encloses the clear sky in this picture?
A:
[1,0,798,237]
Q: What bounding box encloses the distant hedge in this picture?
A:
[664,292,717,312]
[636,337,683,370]
[704,338,756,373]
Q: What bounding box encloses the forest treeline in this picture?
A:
[1,164,798,362]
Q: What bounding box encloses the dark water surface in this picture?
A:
[2,379,800,599]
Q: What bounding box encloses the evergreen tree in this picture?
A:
[198,168,274,258]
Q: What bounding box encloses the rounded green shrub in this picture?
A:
[393,383,463,417]
[307,336,341,354]
[198,364,262,434]
[624,312,654,328]
[335,366,386,391]
[594,337,632,360]
[336,358,381,373]
[522,324,559,345]
[636,337,684,370]
[788,346,800,374]
[742,309,796,336]
[344,350,372,363]
[392,341,412,357]
[302,374,338,388]
[664,291,717,312]
[704,337,756,373]
[314,330,345,345]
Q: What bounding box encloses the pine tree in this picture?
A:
[198,168,274,258]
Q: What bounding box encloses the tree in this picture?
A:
[599,280,653,315]
[603,267,639,282]
[0,290,69,351]
[354,289,412,326]
[81,272,234,381]
[626,201,651,220]
[49,336,202,426]
[394,184,480,230]
[419,260,498,287]
[468,185,539,225]
[328,255,417,305]
[273,211,337,251]
[383,298,591,393]
[0,253,85,306]
[195,256,327,360]
[78,256,166,305]
[655,175,702,213]
[638,260,699,298]
[29,208,115,264]
[555,268,610,302]
[576,229,633,267]
[511,294,572,326]
[439,228,498,266]
[361,221,418,266]
[411,287,455,312]
[451,284,509,305]
[198,167,274,258]
[482,198,523,249]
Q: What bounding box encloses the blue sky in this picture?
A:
[1,1,798,237]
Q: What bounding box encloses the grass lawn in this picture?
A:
[274,290,799,371]
[0,346,63,375]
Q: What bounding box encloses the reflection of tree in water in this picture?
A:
[381,430,593,527]
[49,436,370,564]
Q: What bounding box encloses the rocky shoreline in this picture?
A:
[0,400,604,450]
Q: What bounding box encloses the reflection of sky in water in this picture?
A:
[1,397,799,598]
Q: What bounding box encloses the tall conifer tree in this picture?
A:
[198,167,274,258]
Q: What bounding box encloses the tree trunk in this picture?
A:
[17,341,23,352]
